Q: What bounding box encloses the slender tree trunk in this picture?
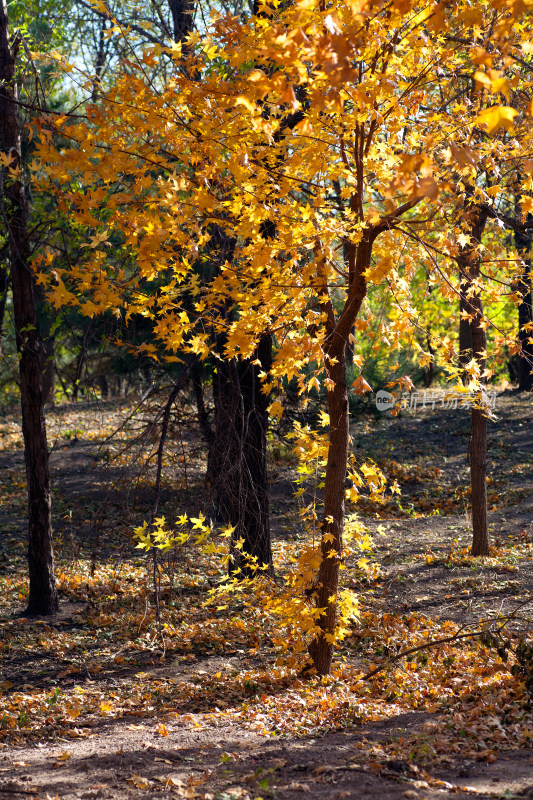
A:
[91,12,108,103]
[459,203,489,556]
[0,0,58,615]
[34,281,55,404]
[308,235,371,674]
[469,292,489,556]
[167,0,195,49]
[308,349,349,675]
[513,213,533,392]
[423,331,434,387]
[0,264,8,357]
[72,347,86,401]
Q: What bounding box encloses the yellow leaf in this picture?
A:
[351,375,372,395]
[475,105,518,134]
[80,229,110,249]
[269,400,284,419]
[0,152,15,168]
[318,410,330,427]
[473,70,492,90]
[491,76,511,100]
[235,96,256,113]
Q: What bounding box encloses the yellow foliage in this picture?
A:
[30,0,533,666]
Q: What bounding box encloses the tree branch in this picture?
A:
[72,0,165,47]
[362,600,532,681]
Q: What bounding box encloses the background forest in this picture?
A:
[1,0,533,798]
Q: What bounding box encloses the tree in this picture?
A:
[0,0,58,615]
[32,0,532,669]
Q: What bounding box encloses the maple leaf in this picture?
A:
[80,230,110,249]
[351,376,372,395]
[457,233,472,248]
[475,105,518,134]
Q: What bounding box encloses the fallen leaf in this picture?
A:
[127,774,152,789]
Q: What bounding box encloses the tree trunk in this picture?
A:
[202,219,273,578]
[210,333,273,577]
[167,0,195,49]
[469,292,489,556]
[459,203,489,557]
[424,331,434,387]
[0,0,58,615]
[0,264,8,357]
[513,215,533,392]
[308,234,371,674]
[308,349,349,675]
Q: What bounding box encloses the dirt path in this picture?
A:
[3,714,533,800]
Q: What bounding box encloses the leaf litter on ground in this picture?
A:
[0,394,532,799]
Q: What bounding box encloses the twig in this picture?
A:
[150,360,194,645]
[362,629,483,680]
[151,361,194,522]
[362,601,531,681]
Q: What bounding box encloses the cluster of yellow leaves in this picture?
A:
[134,514,223,556]
[207,514,374,666]
[29,0,533,391]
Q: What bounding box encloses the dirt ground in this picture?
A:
[1,390,533,800]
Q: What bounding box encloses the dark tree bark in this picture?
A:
[458,204,489,557]
[0,0,58,614]
[192,364,214,449]
[167,0,195,47]
[469,296,489,557]
[199,218,273,577]
[307,346,349,675]
[0,263,8,357]
[210,332,274,577]
[513,213,533,392]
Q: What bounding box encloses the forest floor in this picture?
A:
[1,389,533,800]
